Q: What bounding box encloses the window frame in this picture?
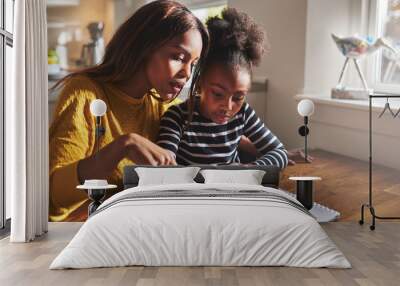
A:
[0,0,13,233]
[186,0,226,10]
[366,0,400,93]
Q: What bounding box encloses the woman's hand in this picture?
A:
[77,133,176,182]
[287,149,314,165]
[121,133,176,166]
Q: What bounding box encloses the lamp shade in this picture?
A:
[297,99,315,117]
[90,99,107,117]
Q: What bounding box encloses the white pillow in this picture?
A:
[135,167,200,186]
[200,169,266,185]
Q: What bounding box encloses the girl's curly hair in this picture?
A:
[205,7,266,70]
[186,8,267,126]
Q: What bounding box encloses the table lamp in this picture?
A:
[90,99,107,153]
[297,99,315,163]
[76,99,111,217]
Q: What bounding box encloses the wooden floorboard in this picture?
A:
[1,222,400,286]
[280,149,400,222]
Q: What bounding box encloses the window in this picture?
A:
[190,2,226,23]
[368,0,400,93]
[0,0,14,233]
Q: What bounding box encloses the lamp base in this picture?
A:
[87,188,106,216]
[331,87,371,100]
[289,176,321,210]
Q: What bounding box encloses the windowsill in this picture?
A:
[296,93,400,113]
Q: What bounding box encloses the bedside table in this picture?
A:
[77,180,117,216]
[289,176,321,210]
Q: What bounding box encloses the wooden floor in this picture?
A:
[280,149,400,222]
[281,150,400,223]
[68,149,400,223]
[1,222,400,286]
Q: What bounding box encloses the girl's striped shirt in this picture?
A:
[157,99,288,168]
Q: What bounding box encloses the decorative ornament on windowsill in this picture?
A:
[331,33,397,99]
[297,99,314,163]
[76,99,117,216]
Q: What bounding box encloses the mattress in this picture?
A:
[50,183,350,269]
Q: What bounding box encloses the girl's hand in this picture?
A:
[238,135,258,156]
[287,149,314,165]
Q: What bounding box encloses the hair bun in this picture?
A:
[206,8,266,66]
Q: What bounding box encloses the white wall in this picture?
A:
[229,0,307,150]
[229,0,400,169]
[304,0,365,95]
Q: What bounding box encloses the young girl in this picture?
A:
[49,0,209,221]
[157,8,288,168]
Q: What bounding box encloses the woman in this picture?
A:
[49,0,209,221]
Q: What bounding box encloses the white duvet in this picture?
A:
[50,183,350,269]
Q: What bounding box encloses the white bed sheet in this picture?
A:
[50,183,350,269]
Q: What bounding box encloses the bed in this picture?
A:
[50,165,350,269]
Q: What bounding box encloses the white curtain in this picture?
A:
[7,0,49,242]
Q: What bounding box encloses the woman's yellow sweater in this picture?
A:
[49,75,179,221]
